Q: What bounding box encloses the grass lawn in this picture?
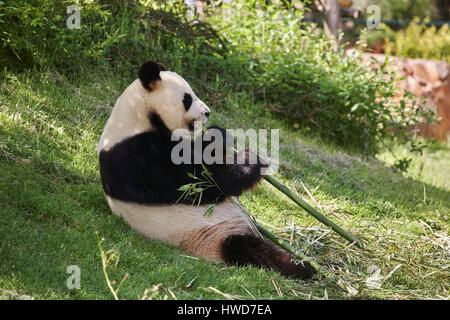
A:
[0,68,449,300]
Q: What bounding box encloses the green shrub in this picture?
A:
[0,0,234,75]
[207,1,424,154]
[384,18,450,63]
[0,0,126,71]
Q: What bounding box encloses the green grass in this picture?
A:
[0,68,449,300]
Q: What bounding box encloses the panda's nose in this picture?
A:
[199,101,210,116]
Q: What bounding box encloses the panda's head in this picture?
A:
[98,61,211,152]
[138,61,210,132]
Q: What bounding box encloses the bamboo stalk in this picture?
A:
[263,175,364,250]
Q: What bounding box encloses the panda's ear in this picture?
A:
[138,61,166,90]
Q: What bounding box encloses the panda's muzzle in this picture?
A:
[187,100,210,130]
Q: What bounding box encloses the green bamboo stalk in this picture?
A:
[263,175,364,250]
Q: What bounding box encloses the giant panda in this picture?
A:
[97,61,315,279]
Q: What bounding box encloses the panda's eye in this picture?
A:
[183,93,193,111]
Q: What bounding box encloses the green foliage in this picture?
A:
[207,1,423,154]
[0,0,125,71]
[384,18,450,63]
[177,165,223,210]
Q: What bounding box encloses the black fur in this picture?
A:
[99,113,266,205]
[138,61,166,89]
[221,234,316,280]
[183,93,193,111]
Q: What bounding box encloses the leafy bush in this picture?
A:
[384,18,450,63]
[0,0,236,76]
[0,0,127,70]
[207,1,422,154]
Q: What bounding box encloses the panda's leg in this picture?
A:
[177,201,316,280]
[181,223,315,279]
[220,234,316,280]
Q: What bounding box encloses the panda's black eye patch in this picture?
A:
[183,93,193,111]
